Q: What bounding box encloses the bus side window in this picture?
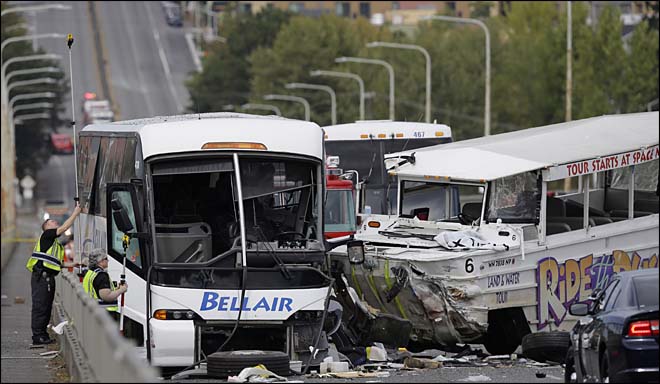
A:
[109,188,142,269]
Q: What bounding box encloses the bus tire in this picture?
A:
[521,331,570,363]
[207,350,291,378]
[484,307,531,355]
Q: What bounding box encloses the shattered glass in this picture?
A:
[633,159,659,192]
[486,172,538,223]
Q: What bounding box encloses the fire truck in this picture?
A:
[324,156,357,239]
[82,92,114,126]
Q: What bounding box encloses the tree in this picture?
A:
[622,22,659,112]
[249,14,392,125]
[415,20,492,139]
[186,6,292,113]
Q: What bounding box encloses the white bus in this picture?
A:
[323,120,452,216]
[75,113,334,372]
[330,112,659,359]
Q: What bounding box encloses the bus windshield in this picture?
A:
[151,156,320,264]
[325,137,450,214]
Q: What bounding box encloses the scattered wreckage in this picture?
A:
[329,112,659,360]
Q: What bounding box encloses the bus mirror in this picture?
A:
[347,240,365,265]
[111,198,134,233]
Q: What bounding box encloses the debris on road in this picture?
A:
[459,374,492,382]
[227,364,286,383]
[14,296,25,304]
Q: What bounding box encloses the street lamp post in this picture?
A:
[241,103,282,116]
[13,112,51,125]
[285,82,337,125]
[5,66,60,84]
[423,15,491,136]
[335,56,395,120]
[264,94,310,121]
[310,70,365,121]
[8,92,57,113]
[1,53,61,106]
[367,41,432,123]
[1,4,70,235]
[1,33,67,62]
[11,102,54,114]
[6,77,57,96]
[0,3,71,18]
[7,78,58,143]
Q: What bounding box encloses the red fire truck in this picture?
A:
[324,156,357,239]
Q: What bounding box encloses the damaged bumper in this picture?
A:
[331,251,487,348]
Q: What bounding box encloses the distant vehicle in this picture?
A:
[82,92,114,126]
[162,2,183,27]
[565,268,659,383]
[50,132,74,154]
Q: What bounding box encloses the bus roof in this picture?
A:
[323,120,451,141]
[390,112,659,182]
[81,112,324,160]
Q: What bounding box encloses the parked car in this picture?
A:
[50,132,74,154]
[565,268,659,383]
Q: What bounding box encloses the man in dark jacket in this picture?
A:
[26,202,81,345]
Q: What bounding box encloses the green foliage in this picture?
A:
[186,6,292,112]
[250,14,390,124]
[186,3,659,138]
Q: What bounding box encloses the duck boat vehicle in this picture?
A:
[329,112,659,356]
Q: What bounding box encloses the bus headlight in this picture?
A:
[153,309,199,320]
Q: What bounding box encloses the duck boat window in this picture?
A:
[486,172,539,224]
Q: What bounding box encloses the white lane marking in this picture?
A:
[120,1,156,117]
[144,2,183,113]
[184,32,203,73]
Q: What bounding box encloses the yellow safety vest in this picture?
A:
[82,268,119,312]
[26,235,64,274]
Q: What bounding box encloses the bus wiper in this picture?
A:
[364,152,377,184]
[254,226,292,280]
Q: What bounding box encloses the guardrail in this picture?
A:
[54,270,159,382]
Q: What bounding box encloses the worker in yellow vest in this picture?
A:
[82,251,127,319]
[26,202,81,345]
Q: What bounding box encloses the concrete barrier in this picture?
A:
[54,270,159,382]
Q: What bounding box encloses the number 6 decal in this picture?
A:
[465,258,474,273]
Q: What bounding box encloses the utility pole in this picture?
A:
[565,1,573,193]
[566,1,572,122]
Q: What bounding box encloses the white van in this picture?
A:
[330,112,659,356]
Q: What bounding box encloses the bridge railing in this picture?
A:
[54,269,159,382]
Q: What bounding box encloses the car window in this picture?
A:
[598,279,619,312]
[604,281,622,311]
[633,276,659,308]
